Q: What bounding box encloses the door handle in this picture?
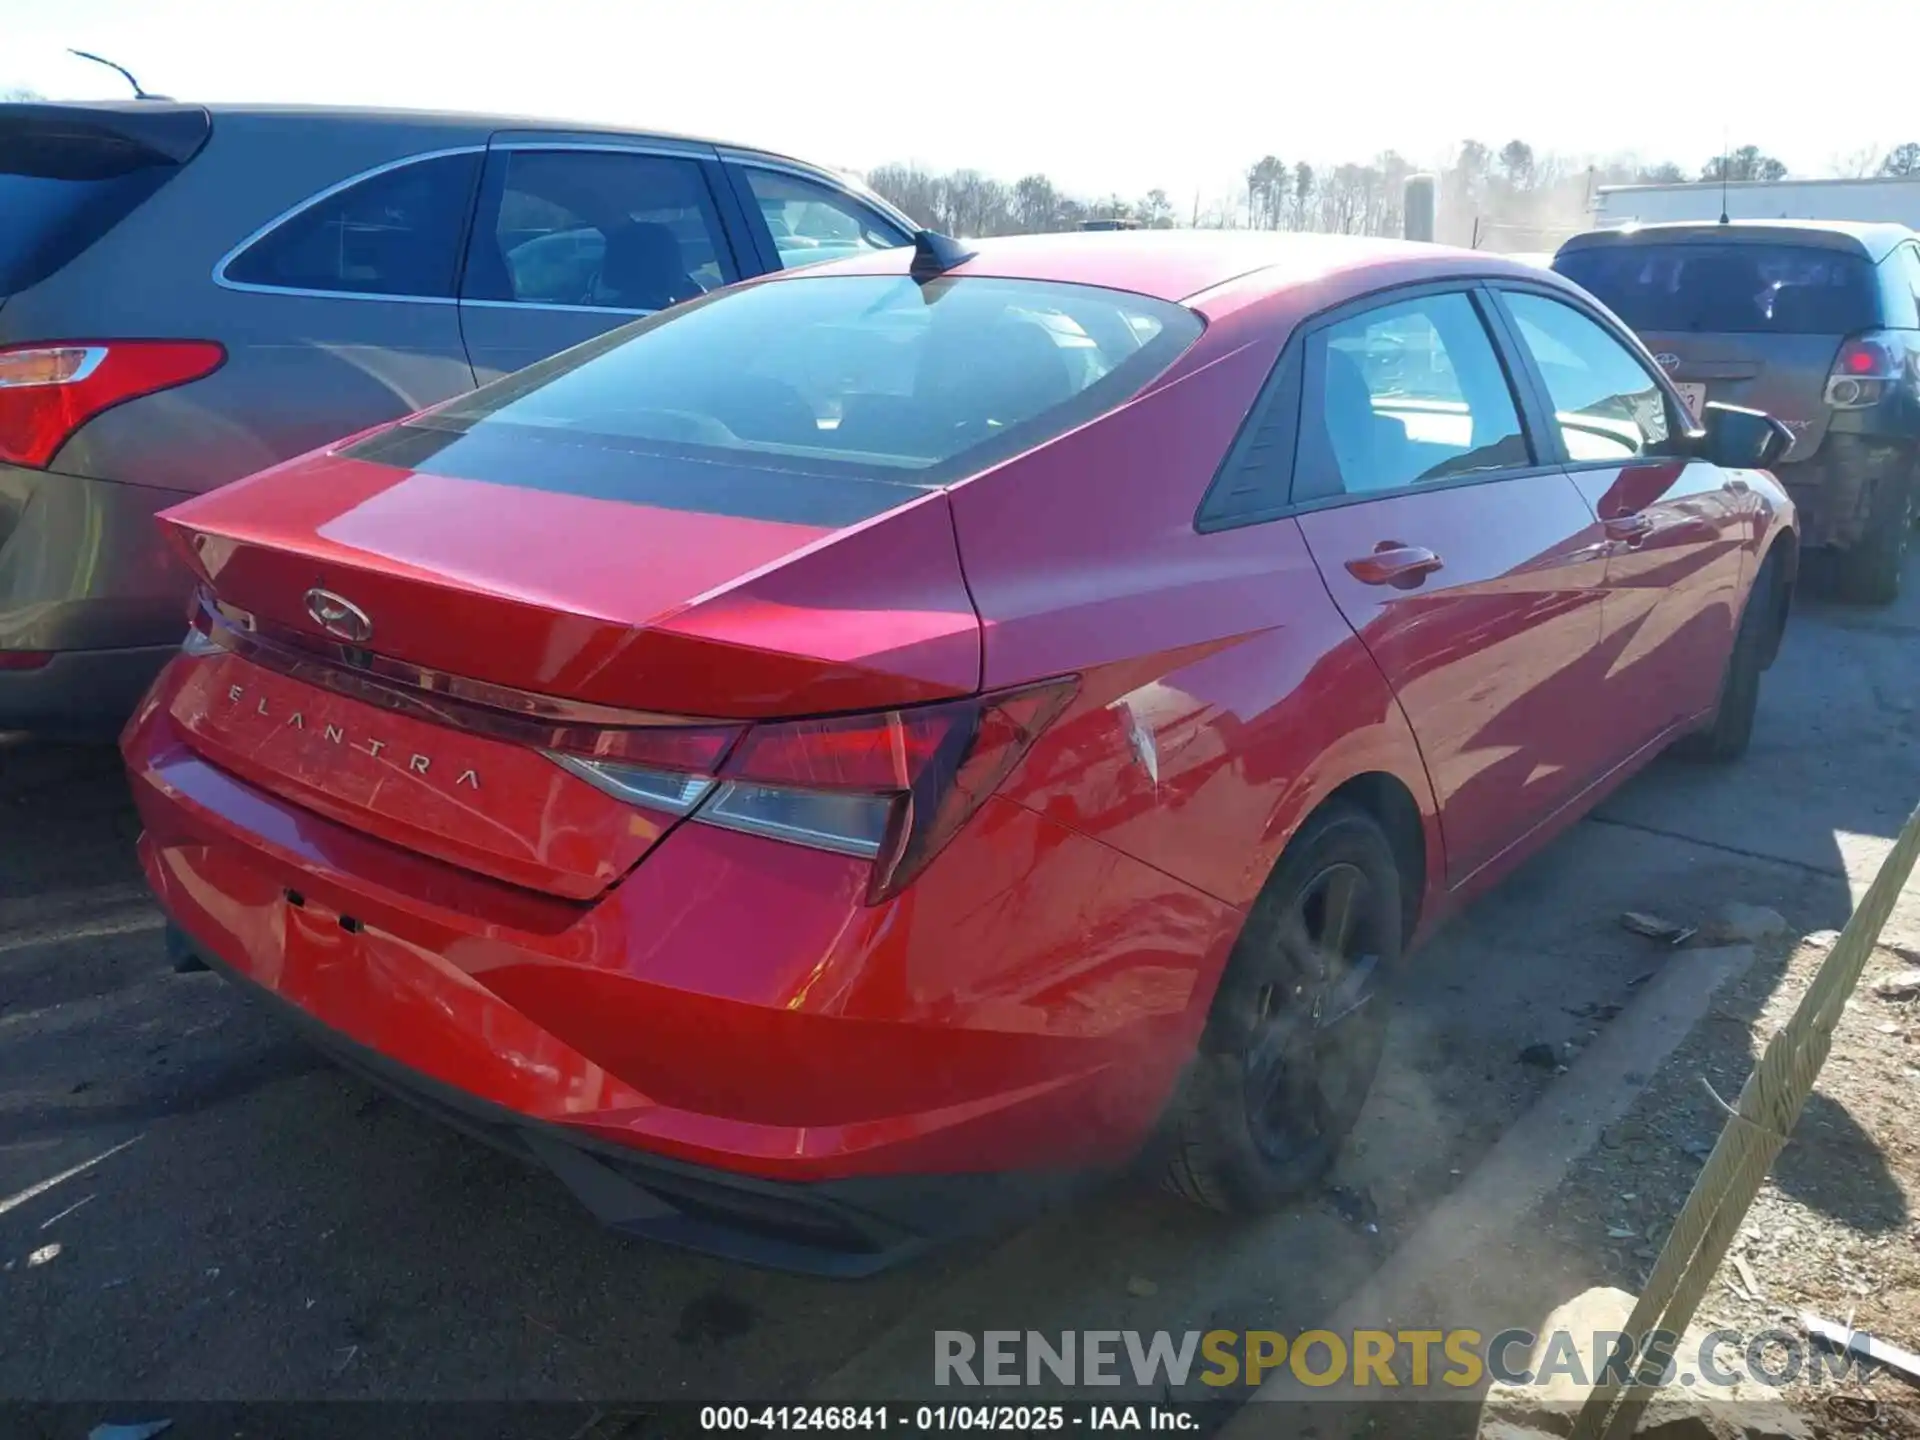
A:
[1603,514,1656,547]
[1346,543,1444,589]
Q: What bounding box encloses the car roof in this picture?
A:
[11,99,859,188]
[789,230,1550,304]
[1558,219,1914,263]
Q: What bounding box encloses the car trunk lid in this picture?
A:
[1636,329,1846,461]
[157,439,982,897]
[161,442,982,718]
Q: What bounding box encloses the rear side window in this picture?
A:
[1554,242,1881,335]
[1503,292,1676,463]
[222,152,481,298]
[740,168,906,271]
[345,274,1202,520]
[462,149,735,310]
[1294,291,1531,502]
[1197,345,1303,529]
[0,111,205,296]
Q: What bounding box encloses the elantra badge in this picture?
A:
[1653,353,1681,371]
[304,587,373,643]
[222,681,481,790]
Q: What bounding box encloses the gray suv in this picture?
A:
[0,102,915,737]
[1554,221,1920,603]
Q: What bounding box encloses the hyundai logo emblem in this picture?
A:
[304,587,373,644]
[1653,353,1681,371]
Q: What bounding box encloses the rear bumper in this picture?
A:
[162,921,1065,1275]
[124,658,1236,1269]
[1777,433,1916,550]
[0,462,194,733]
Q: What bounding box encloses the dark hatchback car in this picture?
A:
[1555,221,1920,602]
[0,102,915,736]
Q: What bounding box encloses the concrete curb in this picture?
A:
[1218,941,1760,1423]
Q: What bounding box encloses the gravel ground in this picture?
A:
[1536,927,1920,1437]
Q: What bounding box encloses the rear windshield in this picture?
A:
[346,273,1201,522]
[1554,242,1881,335]
[0,129,188,295]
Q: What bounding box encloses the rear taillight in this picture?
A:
[1824,333,1910,410]
[541,723,746,816]
[0,341,226,468]
[553,679,1078,903]
[180,592,1073,902]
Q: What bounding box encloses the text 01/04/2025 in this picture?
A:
[699,1408,1202,1432]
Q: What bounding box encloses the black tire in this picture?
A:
[1163,802,1403,1213]
[1838,468,1913,606]
[1676,550,1779,764]
[165,924,208,974]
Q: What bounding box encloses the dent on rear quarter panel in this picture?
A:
[952,318,1443,918]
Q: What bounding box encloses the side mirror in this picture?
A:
[1697,401,1794,470]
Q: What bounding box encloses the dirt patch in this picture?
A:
[1538,930,1920,1433]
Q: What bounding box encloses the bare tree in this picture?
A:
[943,170,1012,236]
[1366,151,1413,235]
[1290,163,1315,231]
[866,164,946,229]
[1498,140,1536,188]
[869,133,1710,252]
[1319,163,1371,234]
[1702,146,1787,182]
[1828,144,1886,179]
[1246,156,1288,229]
[1138,188,1176,229]
[3,86,44,102]
[1011,173,1061,233]
[1881,142,1920,176]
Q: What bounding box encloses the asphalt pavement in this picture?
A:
[3,553,1916,1405]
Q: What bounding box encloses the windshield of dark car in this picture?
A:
[1554,241,1880,335]
[353,274,1202,496]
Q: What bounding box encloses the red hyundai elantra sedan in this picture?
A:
[123,230,1797,1274]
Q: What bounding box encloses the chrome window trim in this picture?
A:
[210,140,912,307]
[211,144,488,302]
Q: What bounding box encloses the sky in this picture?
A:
[2,0,1908,207]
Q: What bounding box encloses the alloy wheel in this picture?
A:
[1240,861,1387,1169]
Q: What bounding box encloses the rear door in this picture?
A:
[1492,285,1747,754]
[1289,286,1609,886]
[457,136,744,379]
[1553,239,1883,464]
